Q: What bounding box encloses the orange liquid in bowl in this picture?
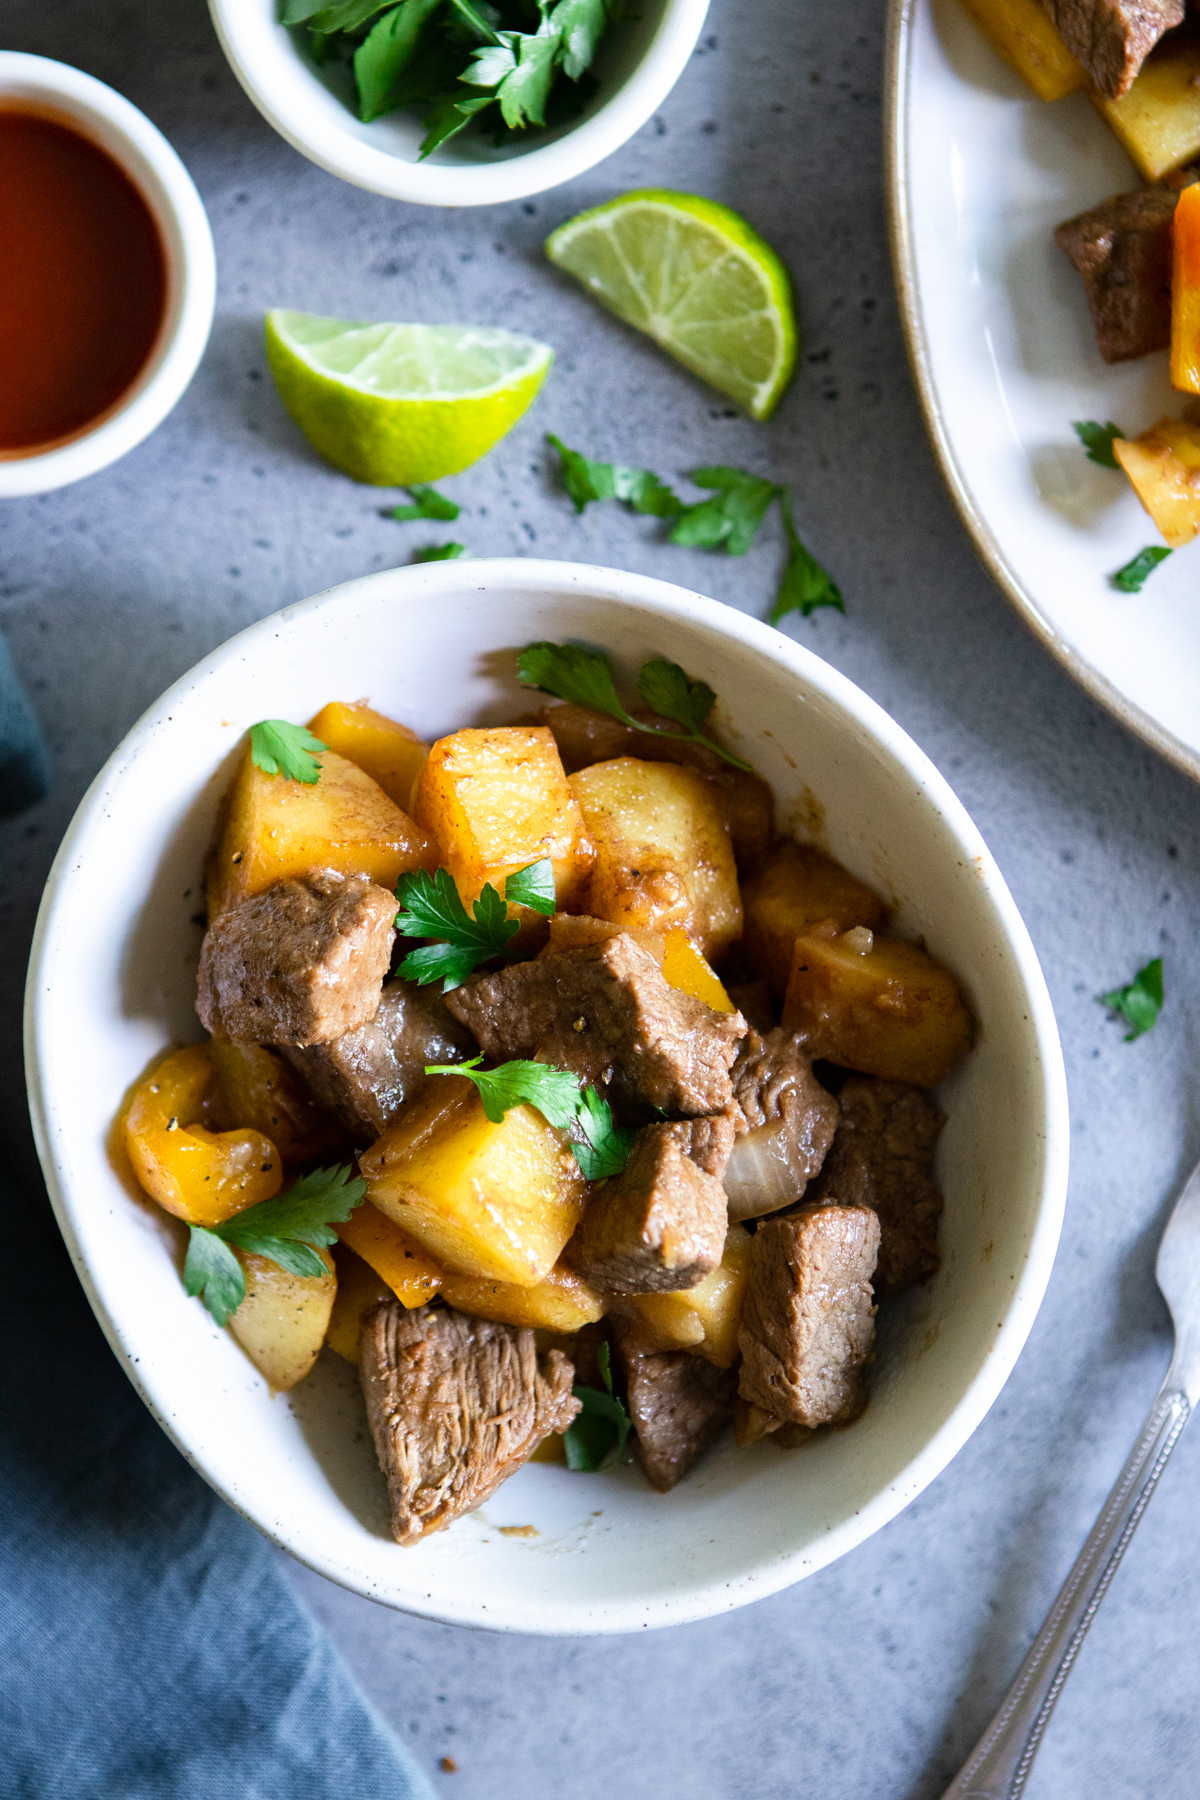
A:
[0,107,167,456]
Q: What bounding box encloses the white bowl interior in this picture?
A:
[25,561,1067,1633]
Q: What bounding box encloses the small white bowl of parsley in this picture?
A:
[207,0,709,205]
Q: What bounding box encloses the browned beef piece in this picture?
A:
[663,1111,736,1179]
[738,1206,879,1427]
[281,977,476,1141]
[808,1076,944,1295]
[613,1320,737,1491]
[444,933,746,1115]
[539,702,774,867]
[723,1028,838,1223]
[1055,186,1178,362]
[1039,0,1183,98]
[196,870,396,1046]
[566,1125,728,1295]
[360,1303,579,1545]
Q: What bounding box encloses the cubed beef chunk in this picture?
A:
[566,1125,728,1295]
[359,1302,579,1545]
[723,1028,839,1223]
[738,1206,879,1427]
[281,976,477,1141]
[808,1076,944,1295]
[613,1319,737,1491]
[443,933,746,1115]
[196,870,396,1046]
[1039,0,1183,98]
[663,1111,736,1179]
[1055,186,1178,362]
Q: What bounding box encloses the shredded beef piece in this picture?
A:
[196,870,396,1046]
[1039,0,1183,99]
[723,1028,838,1222]
[566,1125,728,1295]
[738,1206,879,1427]
[443,933,746,1115]
[1055,186,1178,362]
[359,1303,579,1546]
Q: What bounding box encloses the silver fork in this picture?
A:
[940,1155,1200,1800]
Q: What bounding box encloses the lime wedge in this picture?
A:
[264,311,554,486]
[544,191,797,421]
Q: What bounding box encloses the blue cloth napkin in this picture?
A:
[0,646,433,1800]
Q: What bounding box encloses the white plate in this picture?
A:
[888,0,1200,781]
[24,559,1067,1634]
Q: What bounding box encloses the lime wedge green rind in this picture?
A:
[544,190,798,421]
[264,310,554,486]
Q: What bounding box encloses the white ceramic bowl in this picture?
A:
[208,0,709,206]
[0,54,216,499]
[25,560,1068,1634]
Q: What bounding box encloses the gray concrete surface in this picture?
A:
[4,1,1200,1795]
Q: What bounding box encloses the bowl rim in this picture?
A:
[0,52,216,499]
[24,558,1070,1632]
[206,0,711,206]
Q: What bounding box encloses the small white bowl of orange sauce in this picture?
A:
[0,54,216,498]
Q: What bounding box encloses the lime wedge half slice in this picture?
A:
[265,311,554,486]
[545,191,797,421]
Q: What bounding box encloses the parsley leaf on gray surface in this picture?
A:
[669,466,779,556]
[394,865,523,989]
[504,857,556,915]
[771,490,845,622]
[565,1341,634,1470]
[249,719,327,784]
[1110,546,1172,592]
[387,483,461,522]
[1100,958,1163,1040]
[546,435,683,517]
[426,1054,584,1128]
[1073,420,1126,469]
[414,542,467,561]
[184,1165,367,1326]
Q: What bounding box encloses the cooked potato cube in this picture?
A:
[325,1244,395,1363]
[336,1198,444,1307]
[742,840,890,998]
[630,1224,753,1368]
[229,1249,335,1390]
[1172,184,1200,396]
[361,1077,587,1286]
[569,758,742,960]
[123,1045,282,1227]
[208,1042,345,1165]
[956,0,1087,102]
[207,746,435,917]
[440,1263,605,1332]
[1092,35,1200,181]
[413,726,594,914]
[1113,417,1200,546]
[782,927,972,1087]
[308,700,428,815]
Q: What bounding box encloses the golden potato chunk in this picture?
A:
[1113,418,1200,547]
[629,1224,753,1368]
[308,700,428,815]
[1091,34,1200,182]
[207,745,435,917]
[208,1042,345,1165]
[956,0,1087,102]
[439,1262,605,1332]
[742,840,890,998]
[782,927,972,1088]
[229,1248,335,1390]
[361,1076,587,1287]
[336,1198,444,1307]
[569,758,742,960]
[413,725,594,913]
[325,1244,395,1363]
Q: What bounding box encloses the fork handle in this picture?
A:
[940,1382,1191,1800]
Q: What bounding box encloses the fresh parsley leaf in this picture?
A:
[446,0,501,40]
[504,857,556,916]
[771,491,845,622]
[1110,546,1172,593]
[418,92,495,154]
[494,18,561,128]
[565,1345,633,1470]
[571,1086,636,1180]
[354,0,443,121]
[669,467,779,556]
[394,866,520,989]
[1073,420,1126,469]
[305,0,395,30]
[552,0,609,79]
[546,435,683,517]
[426,1054,584,1127]
[184,1228,245,1328]
[635,659,716,735]
[249,719,328,784]
[414,541,467,561]
[1100,958,1163,1040]
[387,483,461,522]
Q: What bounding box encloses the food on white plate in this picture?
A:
[118,644,974,1544]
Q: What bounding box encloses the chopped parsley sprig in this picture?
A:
[424,1055,636,1179]
[564,1342,634,1471]
[1073,420,1126,469]
[386,482,461,522]
[517,641,753,772]
[1110,546,1172,593]
[249,720,328,784]
[184,1165,368,1326]
[394,860,555,989]
[1100,957,1163,1040]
